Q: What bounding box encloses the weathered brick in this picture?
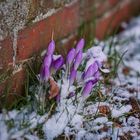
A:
[80,0,120,23]
[0,68,25,95]
[108,0,119,6]
[17,1,80,61]
[0,68,26,108]
[0,0,140,99]
[0,37,13,71]
[57,33,78,57]
[95,0,140,39]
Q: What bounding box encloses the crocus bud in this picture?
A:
[83,62,98,80]
[82,81,93,97]
[44,54,52,68]
[56,94,60,103]
[76,38,85,54]
[40,65,50,82]
[52,56,64,71]
[74,51,82,70]
[69,68,77,85]
[66,48,75,65]
[68,92,75,98]
[47,40,55,55]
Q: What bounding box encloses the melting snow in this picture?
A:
[1,15,140,140]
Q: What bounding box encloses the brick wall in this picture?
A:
[0,0,140,100]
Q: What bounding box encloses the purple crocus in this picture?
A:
[47,40,55,55]
[69,68,77,85]
[82,81,93,97]
[74,51,82,70]
[82,78,98,97]
[52,56,64,71]
[94,70,100,80]
[40,54,52,82]
[43,54,52,68]
[76,38,85,54]
[40,65,50,82]
[83,62,98,80]
[66,48,76,65]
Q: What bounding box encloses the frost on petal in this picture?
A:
[85,58,95,71]
[83,62,99,80]
[66,48,76,65]
[87,46,107,64]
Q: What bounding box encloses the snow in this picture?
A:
[0,122,8,140]
[32,9,57,23]
[94,117,108,124]
[43,111,68,140]
[71,114,83,130]
[76,130,86,140]
[1,15,140,140]
[112,105,132,118]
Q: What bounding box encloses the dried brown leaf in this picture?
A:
[49,78,60,99]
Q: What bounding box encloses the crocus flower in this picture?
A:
[74,51,82,70]
[83,62,98,80]
[47,40,55,55]
[87,46,107,65]
[69,68,77,85]
[94,70,100,80]
[75,38,85,54]
[66,48,76,65]
[40,65,50,82]
[82,81,93,97]
[82,79,98,97]
[52,56,64,71]
[43,54,52,68]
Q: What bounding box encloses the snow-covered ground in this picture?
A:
[0,16,140,140]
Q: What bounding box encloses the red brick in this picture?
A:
[95,0,140,39]
[57,33,78,57]
[0,68,25,96]
[0,37,13,71]
[81,0,119,22]
[17,1,80,61]
[96,1,110,17]
[0,0,140,99]
[108,0,119,6]
[0,68,26,108]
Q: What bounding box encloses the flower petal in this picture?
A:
[74,51,83,70]
[76,38,85,53]
[66,48,76,65]
[47,40,55,55]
